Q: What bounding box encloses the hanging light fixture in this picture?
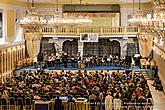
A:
[48,0,93,27]
[128,0,147,26]
[20,0,93,32]
[139,0,165,38]
[20,0,47,32]
[128,0,136,25]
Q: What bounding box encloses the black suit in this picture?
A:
[54,98,62,110]
[63,55,68,68]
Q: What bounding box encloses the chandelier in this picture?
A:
[132,0,165,38]
[20,0,47,32]
[20,0,93,31]
[128,0,146,27]
[128,11,147,26]
[48,0,93,27]
[48,14,93,27]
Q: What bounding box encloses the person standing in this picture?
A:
[63,53,68,68]
[105,92,113,110]
[54,96,62,110]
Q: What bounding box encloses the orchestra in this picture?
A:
[37,51,137,69]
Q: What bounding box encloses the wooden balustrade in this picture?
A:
[40,26,139,35]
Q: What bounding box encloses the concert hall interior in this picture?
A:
[0,0,165,110]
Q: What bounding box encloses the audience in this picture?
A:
[0,69,153,110]
[152,66,163,91]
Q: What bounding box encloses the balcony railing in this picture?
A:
[40,26,139,35]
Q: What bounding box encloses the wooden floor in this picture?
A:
[148,80,165,110]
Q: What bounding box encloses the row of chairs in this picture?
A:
[0,97,32,110]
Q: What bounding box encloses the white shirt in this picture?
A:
[107,58,111,62]
[105,95,113,110]
[33,57,37,62]
[113,99,122,110]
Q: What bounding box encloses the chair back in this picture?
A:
[67,101,76,110]
[9,97,16,110]
[1,97,8,105]
[1,97,8,110]
[17,97,23,105]
[9,97,15,105]
[42,98,47,101]
[25,97,32,105]
[75,95,81,98]
[89,98,96,107]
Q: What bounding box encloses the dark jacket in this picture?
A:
[54,98,62,110]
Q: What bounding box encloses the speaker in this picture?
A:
[37,53,43,62]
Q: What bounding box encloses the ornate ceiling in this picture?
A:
[16,0,152,4]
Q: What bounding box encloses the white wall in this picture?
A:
[15,8,24,42]
[0,3,26,45]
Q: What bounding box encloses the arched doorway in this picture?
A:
[110,40,121,58]
[63,39,78,56]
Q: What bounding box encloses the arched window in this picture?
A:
[110,40,121,58]
[63,39,78,56]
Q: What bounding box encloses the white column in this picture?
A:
[23,45,25,59]
[1,50,3,74]
[120,39,128,57]
[4,50,6,82]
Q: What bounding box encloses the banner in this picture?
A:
[80,33,99,42]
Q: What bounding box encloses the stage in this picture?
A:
[19,65,150,71]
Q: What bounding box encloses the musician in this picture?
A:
[85,56,90,67]
[56,52,61,67]
[63,53,68,68]
[71,53,75,68]
[131,57,135,68]
[109,54,113,65]
[101,56,107,66]
[104,56,108,66]
[113,56,119,66]
[95,55,100,66]
[90,56,95,67]
[33,56,38,68]
[89,55,94,67]
[51,53,56,67]
[47,54,53,67]
[77,53,81,68]
[107,56,111,66]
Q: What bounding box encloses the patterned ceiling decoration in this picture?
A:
[17,0,152,4]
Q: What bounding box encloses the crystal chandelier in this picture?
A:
[48,0,93,27]
[139,0,165,37]
[20,0,47,32]
[128,0,146,27]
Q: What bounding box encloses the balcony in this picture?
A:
[39,26,139,36]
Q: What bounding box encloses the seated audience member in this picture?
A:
[2,69,153,110]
